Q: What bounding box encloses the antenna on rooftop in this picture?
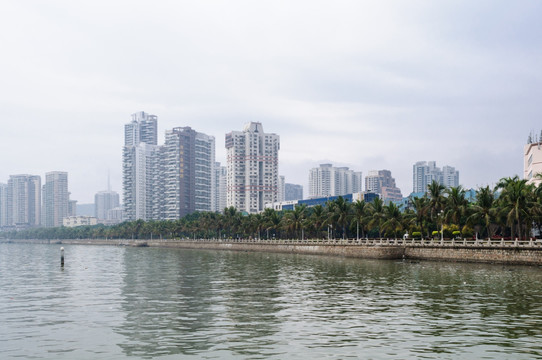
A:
[107,169,111,192]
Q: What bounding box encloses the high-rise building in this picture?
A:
[0,183,8,227]
[309,164,333,198]
[161,127,215,219]
[108,207,124,222]
[442,166,459,189]
[95,190,120,220]
[226,122,280,213]
[413,161,459,193]
[125,111,158,147]
[308,164,362,198]
[365,170,381,193]
[68,199,77,217]
[278,176,286,202]
[285,183,303,201]
[42,171,69,228]
[123,111,160,221]
[213,162,227,213]
[365,170,403,202]
[7,174,41,227]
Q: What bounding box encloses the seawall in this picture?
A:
[149,240,406,260]
[3,238,542,266]
[404,246,542,266]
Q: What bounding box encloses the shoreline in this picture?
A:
[3,238,542,266]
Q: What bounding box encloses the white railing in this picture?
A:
[148,237,542,248]
[6,237,541,249]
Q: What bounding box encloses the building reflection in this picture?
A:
[115,248,284,358]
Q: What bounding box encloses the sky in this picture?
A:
[1,0,541,204]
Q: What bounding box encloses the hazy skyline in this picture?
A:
[1,1,541,203]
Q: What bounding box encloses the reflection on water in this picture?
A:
[1,243,542,359]
[116,250,285,358]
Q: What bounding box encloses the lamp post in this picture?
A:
[357,220,359,241]
[440,210,444,244]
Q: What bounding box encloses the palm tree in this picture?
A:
[381,202,403,239]
[368,197,385,238]
[283,204,308,239]
[329,196,351,239]
[468,186,496,239]
[410,195,430,238]
[428,180,446,222]
[445,186,468,232]
[530,181,542,236]
[223,206,241,238]
[495,176,534,239]
[241,214,260,239]
[309,205,326,238]
[262,208,281,239]
[352,200,370,239]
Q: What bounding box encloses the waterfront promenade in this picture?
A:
[5,237,542,266]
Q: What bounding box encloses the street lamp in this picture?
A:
[357,220,361,241]
[440,210,444,243]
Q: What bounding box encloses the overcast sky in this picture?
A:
[1,1,541,204]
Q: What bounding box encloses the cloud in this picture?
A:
[0,1,541,202]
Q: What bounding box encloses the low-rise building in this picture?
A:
[265,192,380,211]
[63,216,98,227]
[524,138,542,186]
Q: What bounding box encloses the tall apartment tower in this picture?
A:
[0,183,8,227]
[162,127,215,219]
[442,166,459,188]
[309,164,333,198]
[226,122,280,213]
[42,171,69,228]
[213,162,227,213]
[7,174,41,227]
[338,167,363,195]
[308,164,362,198]
[68,199,77,216]
[123,111,159,221]
[413,161,459,193]
[365,170,403,202]
[285,183,303,201]
[278,176,286,202]
[95,190,120,220]
[125,111,158,147]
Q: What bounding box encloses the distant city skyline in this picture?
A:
[1,2,541,203]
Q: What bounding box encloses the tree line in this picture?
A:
[3,176,542,241]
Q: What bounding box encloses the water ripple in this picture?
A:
[1,243,542,359]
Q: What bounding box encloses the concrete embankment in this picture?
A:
[3,239,542,266]
[405,246,542,266]
[149,241,406,260]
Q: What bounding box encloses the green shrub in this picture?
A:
[461,225,474,238]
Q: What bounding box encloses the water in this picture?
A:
[1,243,542,359]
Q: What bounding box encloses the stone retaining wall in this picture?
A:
[149,241,405,260]
[405,246,542,266]
[4,239,542,265]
